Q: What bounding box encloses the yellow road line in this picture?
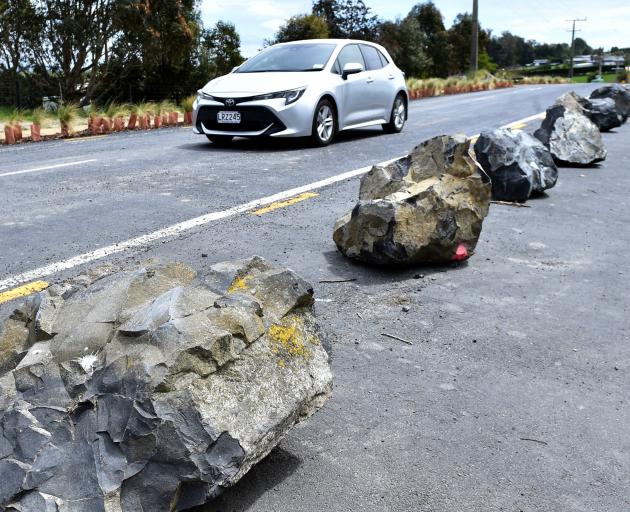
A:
[252,192,319,216]
[64,135,107,143]
[0,281,49,305]
[508,121,528,130]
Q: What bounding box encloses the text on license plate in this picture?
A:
[217,111,241,123]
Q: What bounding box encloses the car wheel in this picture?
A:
[383,94,406,134]
[206,134,234,145]
[311,99,336,147]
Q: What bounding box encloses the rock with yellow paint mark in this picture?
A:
[334,134,491,265]
[0,257,332,512]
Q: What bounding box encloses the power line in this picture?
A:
[567,17,587,79]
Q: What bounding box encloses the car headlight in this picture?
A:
[197,90,215,101]
[254,87,306,105]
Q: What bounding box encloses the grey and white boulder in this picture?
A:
[590,83,630,120]
[582,97,624,132]
[534,92,607,165]
[474,128,558,202]
[0,258,332,512]
[334,134,491,265]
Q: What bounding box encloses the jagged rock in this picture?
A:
[474,128,558,202]
[561,90,624,132]
[534,92,607,165]
[590,83,630,120]
[334,134,491,265]
[583,97,624,131]
[0,258,332,512]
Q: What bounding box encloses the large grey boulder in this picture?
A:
[590,83,630,120]
[583,97,624,132]
[0,258,332,512]
[534,92,607,165]
[334,134,491,265]
[474,128,558,202]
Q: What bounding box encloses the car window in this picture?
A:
[335,44,365,74]
[236,43,336,73]
[378,50,389,67]
[331,59,341,75]
[360,44,383,71]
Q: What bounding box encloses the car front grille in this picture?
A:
[196,106,286,134]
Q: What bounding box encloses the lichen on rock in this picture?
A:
[334,134,491,266]
[0,257,332,512]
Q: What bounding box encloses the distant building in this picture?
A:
[570,55,593,69]
[602,55,624,67]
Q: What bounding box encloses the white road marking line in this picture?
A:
[0,159,97,178]
[0,158,398,291]
[0,110,550,291]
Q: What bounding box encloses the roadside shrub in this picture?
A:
[56,103,79,136]
[31,107,46,126]
[181,95,196,112]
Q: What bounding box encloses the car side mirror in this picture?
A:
[342,62,364,80]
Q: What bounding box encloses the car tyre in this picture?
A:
[382,94,406,134]
[311,99,336,147]
[206,134,234,145]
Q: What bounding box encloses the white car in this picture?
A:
[192,39,408,146]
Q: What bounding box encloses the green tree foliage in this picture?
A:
[407,2,450,77]
[39,0,116,101]
[573,37,592,55]
[203,21,245,76]
[446,13,492,74]
[487,31,536,68]
[108,0,200,98]
[312,0,379,40]
[0,0,42,74]
[377,17,430,78]
[269,14,330,44]
[0,0,45,105]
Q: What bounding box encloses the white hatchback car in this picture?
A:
[192,39,408,146]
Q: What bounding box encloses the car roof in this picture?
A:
[273,39,391,59]
[275,39,379,47]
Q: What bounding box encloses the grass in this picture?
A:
[181,94,196,112]
[571,73,618,83]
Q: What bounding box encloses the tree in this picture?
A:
[101,0,202,101]
[407,2,450,77]
[0,0,44,105]
[268,14,329,45]
[573,37,592,56]
[38,0,116,101]
[446,12,492,74]
[487,31,536,68]
[377,17,430,77]
[204,21,244,76]
[312,0,379,40]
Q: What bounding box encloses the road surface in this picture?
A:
[1,84,629,512]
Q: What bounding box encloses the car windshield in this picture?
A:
[236,43,336,73]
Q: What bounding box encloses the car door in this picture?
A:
[334,44,371,126]
[359,44,392,121]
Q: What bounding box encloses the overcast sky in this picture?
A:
[199,0,630,57]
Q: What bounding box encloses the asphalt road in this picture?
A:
[2,83,629,511]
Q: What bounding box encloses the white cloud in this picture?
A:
[261,18,286,31]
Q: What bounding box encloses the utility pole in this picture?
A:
[470,0,479,73]
[567,18,586,79]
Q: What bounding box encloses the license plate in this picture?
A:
[217,111,241,123]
